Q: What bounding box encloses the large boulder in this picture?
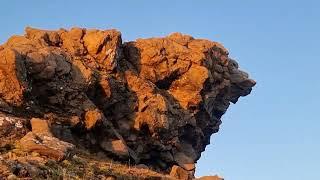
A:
[0,27,255,177]
[17,119,74,161]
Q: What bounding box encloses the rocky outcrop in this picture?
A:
[0,27,255,179]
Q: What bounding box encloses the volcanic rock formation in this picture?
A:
[0,27,255,179]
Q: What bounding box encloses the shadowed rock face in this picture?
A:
[0,27,255,178]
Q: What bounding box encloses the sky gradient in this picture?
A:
[1,1,319,179]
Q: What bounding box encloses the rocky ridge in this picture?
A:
[0,27,255,179]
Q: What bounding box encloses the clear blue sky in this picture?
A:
[1,1,319,179]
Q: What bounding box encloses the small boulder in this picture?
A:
[100,139,129,158]
[7,174,18,180]
[18,118,74,161]
[18,132,74,161]
[136,164,149,169]
[174,152,196,171]
[170,165,190,180]
[84,109,102,130]
[196,175,224,180]
[30,118,52,136]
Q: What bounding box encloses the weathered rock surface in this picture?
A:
[0,27,255,179]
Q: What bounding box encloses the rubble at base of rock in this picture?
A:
[0,27,255,179]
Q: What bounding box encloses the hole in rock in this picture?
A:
[155,70,179,90]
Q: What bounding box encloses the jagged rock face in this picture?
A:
[0,27,255,175]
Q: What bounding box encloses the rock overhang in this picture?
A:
[0,27,255,178]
